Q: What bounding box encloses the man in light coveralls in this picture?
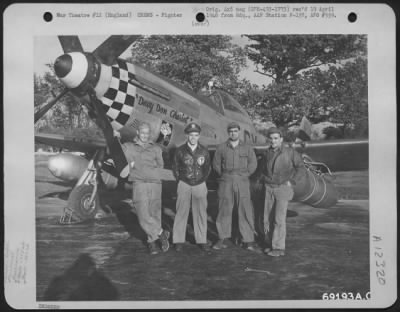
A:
[212,121,261,253]
[121,122,170,255]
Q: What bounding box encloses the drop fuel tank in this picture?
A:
[293,169,338,208]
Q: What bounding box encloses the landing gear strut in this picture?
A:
[59,150,103,225]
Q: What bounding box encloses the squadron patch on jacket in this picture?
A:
[183,155,194,165]
[197,156,205,166]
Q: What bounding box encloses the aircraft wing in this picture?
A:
[253,138,369,172]
[293,138,369,172]
[35,133,107,153]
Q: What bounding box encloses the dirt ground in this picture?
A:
[35,155,370,301]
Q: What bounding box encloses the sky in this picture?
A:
[34,35,272,87]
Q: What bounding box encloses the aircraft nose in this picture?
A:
[54,52,88,89]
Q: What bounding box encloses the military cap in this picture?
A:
[267,127,283,137]
[227,121,241,131]
[184,122,201,134]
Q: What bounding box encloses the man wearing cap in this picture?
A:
[172,122,211,252]
[212,122,261,253]
[121,122,170,255]
[261,127,305,257]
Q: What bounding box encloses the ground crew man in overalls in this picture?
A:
[121,122,170,255]
[212,122,261,253]
[172,122,211,252]
[261,127,305,257]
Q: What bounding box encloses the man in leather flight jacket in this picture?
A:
[261,127,305,257]
[172,122,211,252]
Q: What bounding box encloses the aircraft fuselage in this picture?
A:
[56,52,265,149]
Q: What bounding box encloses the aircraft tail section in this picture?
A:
[298,116,312,141]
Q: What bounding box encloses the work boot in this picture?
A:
[175,243,184,252]
[243,242,262,254]
[148,241,159,255]
[212,239,228,250]
[263,242,272,254]
[158,230,170,252]
[267,249,285,257]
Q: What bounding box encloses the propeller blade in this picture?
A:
[92,35,141,65]
[58,36,84,53]
[34,89,69,123]
[87,88,128,176]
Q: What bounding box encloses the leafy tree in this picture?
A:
[256,78,321,127]
[34,66,100,136]
[233,79,264,118]
[308,57,368,137]
[244,34,368,138]
[245,35,366,84]
[128,35,246,93]
[256,57,368,137]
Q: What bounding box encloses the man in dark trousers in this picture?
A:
[121,122,170,255]
[172,122,211,252]
[212,122,261,253]
[261,127,305,257]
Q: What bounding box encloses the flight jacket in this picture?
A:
[261,145,305,186]
[172,143,211,186]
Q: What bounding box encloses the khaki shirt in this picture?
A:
[212,140,257,180]
[122,140,164,183]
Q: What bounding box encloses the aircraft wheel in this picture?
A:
[68,184,99,221]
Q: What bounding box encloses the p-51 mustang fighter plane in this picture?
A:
[35,35,368,224]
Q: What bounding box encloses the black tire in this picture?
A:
[68,185,99,222]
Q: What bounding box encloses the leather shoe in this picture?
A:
[267,249,285,257]
[243,242,262,254]
[213,239,228,250]
[148,242,159,255]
